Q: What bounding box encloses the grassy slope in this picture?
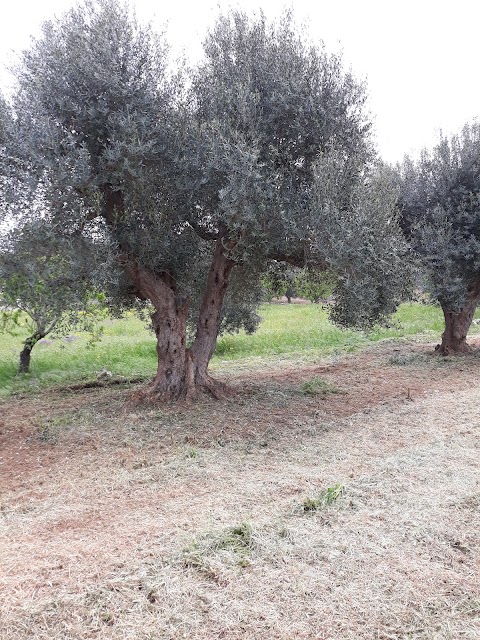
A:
[1,302,478,396]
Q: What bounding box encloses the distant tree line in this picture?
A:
[262,264,336,304]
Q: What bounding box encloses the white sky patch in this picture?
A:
[0,0,479,164]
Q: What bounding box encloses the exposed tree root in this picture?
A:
[434,342,473,356]
[65,376,147,391]
[129,374,234,406]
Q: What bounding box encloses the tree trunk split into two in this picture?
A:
[124,238,235,404]
[436,286,480,355]
[103,187,236,404]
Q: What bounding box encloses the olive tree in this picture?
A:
[397,124,480,354]
[0,221,106,373]
[11,1,410,402]
[174,10,410,387]
[262,263,298,303]
[11,0,202,398]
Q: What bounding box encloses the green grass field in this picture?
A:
[1,302,478,396]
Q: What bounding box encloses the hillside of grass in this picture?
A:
[1,302,479,396]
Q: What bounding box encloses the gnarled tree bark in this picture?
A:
[102,187,236,403]
[188,237,236,397]
[18,331,45,374]
[123,238,235,404]
[436,282,480,355]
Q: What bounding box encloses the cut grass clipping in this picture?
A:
[183,521,254,577]
[301,376,343,397]
[302,483,345,512]
[387,352,456,367]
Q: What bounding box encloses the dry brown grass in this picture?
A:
[0,340,479,639]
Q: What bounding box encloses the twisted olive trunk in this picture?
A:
[126,238,235,404]
[188,237,236,396]
[436,283,480,355]
[18,331,45,374]
[103,187,236,403]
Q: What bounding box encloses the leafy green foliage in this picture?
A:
[0,220,108,370]
[262,263,298,301]
[398,124,480,311]
[0,94,8,146]
[7,1,413,394]
[0,92,13,225]
[263,263,336,303]
[303,484,345,512]
[311,161,414,329]
[295,270,336,304]
[189,10,373,263]
[183,9,409,332]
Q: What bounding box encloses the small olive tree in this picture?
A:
[0,221,106,373]
[262,263,298,303]
[295,270,336,304]
[262,264,336,303]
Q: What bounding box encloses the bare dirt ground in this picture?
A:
[0,339,479,639]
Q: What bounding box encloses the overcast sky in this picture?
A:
[1,0,479,164]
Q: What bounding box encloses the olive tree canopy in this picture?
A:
[397,124,480,354]
[9,0,411,402]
